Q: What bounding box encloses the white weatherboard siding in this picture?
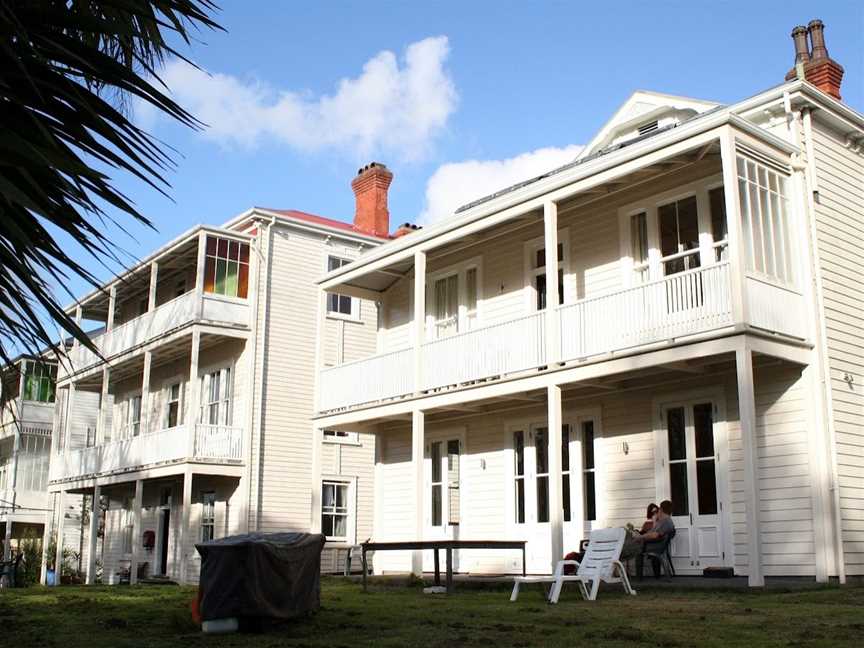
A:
[250,223,377,555]
[811,119,864,575]
[373,365,816,577]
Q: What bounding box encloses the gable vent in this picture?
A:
[637,120,659,136]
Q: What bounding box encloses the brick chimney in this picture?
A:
[352,162,393,238]
[785,20,844,101]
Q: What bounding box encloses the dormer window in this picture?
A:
[637,120,659,137]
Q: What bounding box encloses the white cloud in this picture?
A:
[419,144,584,224]
[146,36,457,159]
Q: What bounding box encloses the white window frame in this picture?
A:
[200,491,216,543]
[199,364,233,426]
[163,376,184,430]
[523,229,571,311]
[618,174,726,287]
[424,256,483,339]
[322,429,360,445]
[118,391,143,439]
[320,476,357,545]
[325,255,361,322]
[121,499,134,555]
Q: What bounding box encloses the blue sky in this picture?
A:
[64,1,864,301]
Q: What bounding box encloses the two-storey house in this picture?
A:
[312,21,864,586]
[45,164,397,583]
[1,355,58,560]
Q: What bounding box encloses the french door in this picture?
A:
[660,400,726,573]
[429,268,479,340]
[424,432,464,571]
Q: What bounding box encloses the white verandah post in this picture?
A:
[130,479,144,585]
[543,201,561,365]
[719,127,748,326]
[547,385,564,574]
[85,483,101,584]
[413,251,426,395]
[411,409,425,576]
[736,341,764,587]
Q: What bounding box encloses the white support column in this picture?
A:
[735,342,764,587]
[106,286,116,332]
[543,201,561,364]
[141,351,152,435]
[54,490,66,586]
[178,468,193,584]
[312,287,326,413]
[413,251,426,395]
[72,306,83,351]
[411,409,425,576]
[97,368,110,445]
[148,261,158,312]
[130,479,143,585]
[195,231,207,317]
[39,497,54,585]
[86,484,101,585]
[547,385,564,574]
[719,127,748,326]
[310,426,324,533]
[187,330,201,457]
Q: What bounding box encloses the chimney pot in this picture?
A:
[808,19,828,60]
[351,162,393,238]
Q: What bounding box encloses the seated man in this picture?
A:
[634,500,675,578]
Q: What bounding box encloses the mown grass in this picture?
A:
[1,577,862,647]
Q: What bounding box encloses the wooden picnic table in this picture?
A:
[360,539,527,593]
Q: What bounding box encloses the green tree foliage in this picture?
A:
[0,1,222,366]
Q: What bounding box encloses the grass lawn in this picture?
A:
[1,578,862,647]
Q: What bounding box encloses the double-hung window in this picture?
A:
[202,367,231,425]
[326,256,358,319]
[321,480,350,541]
[129,395,142,437]
[561,424,572,522]
[122,501,134,554]
[581,420,597,522]
[530,244,565,310]
[513,430,526,524]
[166,382,182,428]
[201,491,216,542]
[203,236,250,299]
[22,361,56,403]
[658,196,700,276]
[427,262,480,339]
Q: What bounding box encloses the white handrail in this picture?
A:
[559,262,733,361]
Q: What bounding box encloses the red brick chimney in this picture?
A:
[785,20,844,101]
[351,162,393,238]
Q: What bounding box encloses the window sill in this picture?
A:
[322,437,361,446]
[326,312,361,323]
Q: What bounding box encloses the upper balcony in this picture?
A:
[315,119,811,415]
[63,227,254,379]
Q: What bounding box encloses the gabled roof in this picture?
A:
[254,208,391,241]
[578,90,721,160]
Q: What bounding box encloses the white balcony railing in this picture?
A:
[421,310,547,391]
[49,423,243,483]
[559,262,733,361]
[319,347,414,411]
[72,291,250,371]
[316,262,813,414]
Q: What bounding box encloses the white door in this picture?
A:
[661,401,725,574]
[562,418,600,554]
[510,424,553,573]
[424,434,463,571]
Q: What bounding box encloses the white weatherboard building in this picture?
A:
[1,356,59,559]
[313,23,864,586]
[44,166,396,584]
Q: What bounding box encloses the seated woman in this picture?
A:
[640,503,659,534]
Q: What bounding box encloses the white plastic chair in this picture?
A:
[510,527,636,603]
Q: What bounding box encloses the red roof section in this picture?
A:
[257,208,392,240]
